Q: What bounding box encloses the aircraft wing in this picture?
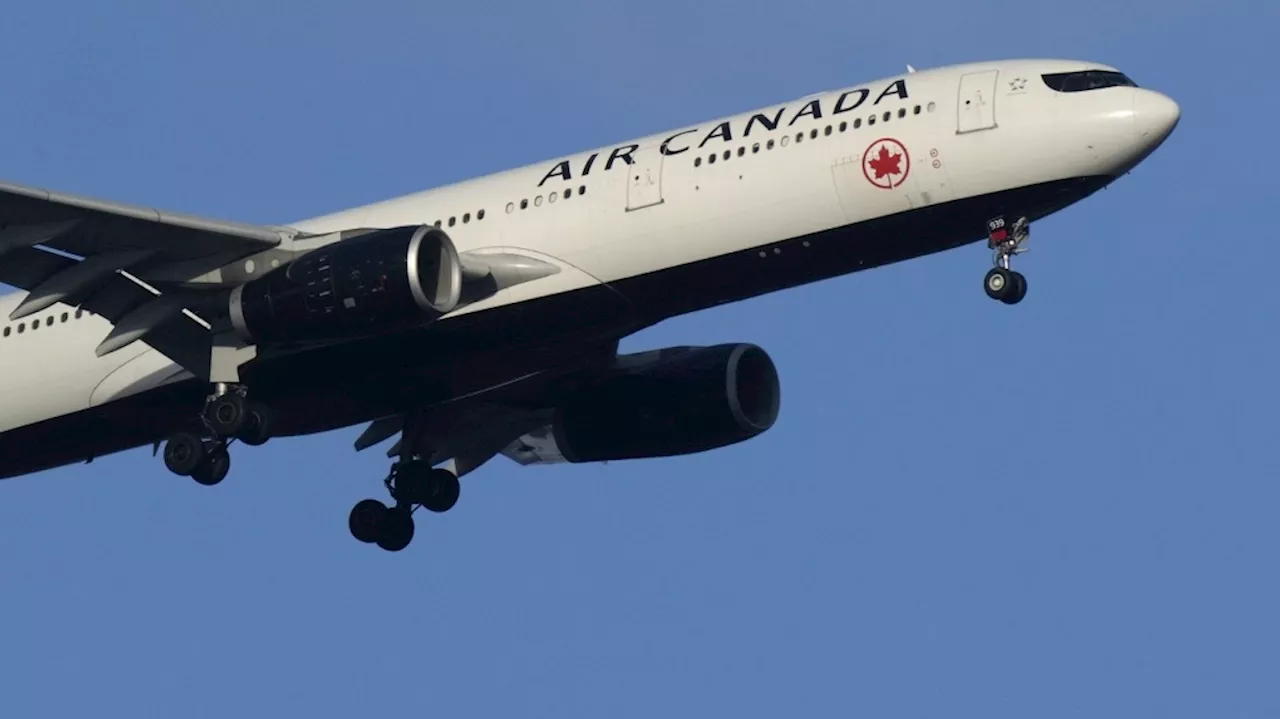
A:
[0,179,295,376]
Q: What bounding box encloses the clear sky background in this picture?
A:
[0,1,1274,716]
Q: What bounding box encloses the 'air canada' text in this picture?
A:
[538,79,910,187]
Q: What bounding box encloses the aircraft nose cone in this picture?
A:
[1133,89,1180,147]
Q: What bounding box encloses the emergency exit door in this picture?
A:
[625,146,665,211]
[957,70,999,133]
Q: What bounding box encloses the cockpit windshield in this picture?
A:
[1041,70,1138,93]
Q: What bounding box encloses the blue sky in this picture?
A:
[0,0,1273,716]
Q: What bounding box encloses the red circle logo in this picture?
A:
[862,138,910,189]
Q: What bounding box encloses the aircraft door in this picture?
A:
[625,146,665,211]
[957,70,999,133]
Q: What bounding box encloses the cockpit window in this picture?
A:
[1041,70,1137,93]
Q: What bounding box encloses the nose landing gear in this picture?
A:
[984,216,1029,305]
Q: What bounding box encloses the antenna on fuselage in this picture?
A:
[906,64,917,73]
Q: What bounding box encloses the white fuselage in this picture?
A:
[0,58,1179,455]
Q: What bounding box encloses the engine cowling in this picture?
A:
[230,225,463,345]
[552,343,781,463]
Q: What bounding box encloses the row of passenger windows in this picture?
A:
[505,185,587,214]
[432,208,486,229]
[2,308,88,338]
[693,102,935,167]
[426,185,592,228]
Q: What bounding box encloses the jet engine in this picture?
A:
[551,343,781,463]
[230,225,463,345]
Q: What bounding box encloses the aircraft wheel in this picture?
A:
[422,469,460,514]
[191,446,230,486]
[237,403,272,446]
[1002,271,1028,305]
[394,460,434,505]
[163,432,206,476]
[984,267,1016,301]
[206,394,248,437]
[376,507,415,552]
[349,499,388,544]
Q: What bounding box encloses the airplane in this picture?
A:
[0,59,1179,551]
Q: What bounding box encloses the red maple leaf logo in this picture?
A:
[867,145,902,180]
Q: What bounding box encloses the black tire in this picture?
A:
[422,469,460,514]
[192,447,230,486]
[376,508,415,552]
[394,460,433,505]
[1002,271,1028,305]
[206,394,248,437]
[237,403,272,446]
[984,267,1015,301]
[163,432,206,476]
[349,499,387,544]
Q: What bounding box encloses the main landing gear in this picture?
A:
[162,384,272,486]
[348,460,461,552]
[984,216,1030,305]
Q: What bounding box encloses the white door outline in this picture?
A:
[957,70,999,134]
[625,146,665,211]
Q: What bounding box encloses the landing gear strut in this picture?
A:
[984,216,1029,305]
[161,383,272,486]
[348,459,461,552]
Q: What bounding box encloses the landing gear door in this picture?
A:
[957,69,999,133]
[625,146,665,211]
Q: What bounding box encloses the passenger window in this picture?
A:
[722,150,730,161]
[75,309,83,319]
[62,312,68,322]
[548,192,557,204]
[767,139,775,150]
[780,136,789,147]
[839,121,847,132]
[695,157,702,167]
[868,115,877,125]
[795,132,804,143]
[434,220,442,228]
[883,111,891,122]
[448,217,456,227]
[463,212,471,222]
[578,185,586,195]
[17,323,24,334]
[913,105,921,115]
[898,108,906,118]
[927,102,936,112]
[534,196,543,206]
[2,327,8,337]
[520,199,529,209]
[737,147,745,157]
[854,118,862,129]
[563,189,572,199]
[709,153,717,164]
[506,202,515,213]
[32,319,39,330]
[752,142,760,153]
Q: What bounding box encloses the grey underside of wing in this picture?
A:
[0,180,289,376]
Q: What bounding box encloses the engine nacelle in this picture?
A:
[230,225,463,345]
[552,343,781,463]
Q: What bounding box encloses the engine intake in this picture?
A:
[230,225,462,345]
[552,343,781,463]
